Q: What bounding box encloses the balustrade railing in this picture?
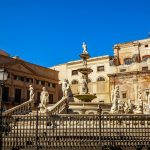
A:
[2,100,33,116]
[2,114,150,150]
[47,97,68,115]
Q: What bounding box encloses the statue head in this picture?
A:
[42,87,46,91]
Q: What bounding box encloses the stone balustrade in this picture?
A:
[47,97,68,115]
[2,100,32,116]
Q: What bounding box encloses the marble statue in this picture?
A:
[29,85,35,101]
[29,85,35,109]
[110,85,120,113]
[82,75,88,94]
[82,42,88,54]
[134,86,143,114]
[124,99,133,114]
[39,87,49,113]
[144,89,150,114]
[62,79,70,97]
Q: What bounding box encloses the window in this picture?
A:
[97,77,105,93]
[26,78,33,83]
[48,82,52,87]
[120,69,126,72]
[49,94,53,104]
[72,80,78,84]
[72,70,78,75]
[124,58,133,65]
[145,44,148,48]
[122,93,127,99]
[97,77,105,81]
[97,66,104,72]
[41,81,45,86]
[52,83,56,88]
[142,67,148,71]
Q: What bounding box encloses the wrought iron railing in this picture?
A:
[2,114,150,150]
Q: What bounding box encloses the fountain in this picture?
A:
[74,42,96,102]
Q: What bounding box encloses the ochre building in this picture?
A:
[0,50,59,109]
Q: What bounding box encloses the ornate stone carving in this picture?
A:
[29,85,35,101]
[134,86,143,114]
[62,79,70,97]
[110,85,120,113]
[39,87,49,113]
[81,75,88,94]
[82,42,88,54]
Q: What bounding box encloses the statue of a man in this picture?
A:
[62,79,70,97]
[29,85,35,101]
[39,87,49,113]
[82,42,88,54]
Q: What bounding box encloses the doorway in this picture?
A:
[15,88,21,104]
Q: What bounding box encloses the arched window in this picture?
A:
[72,80,78,84]
[71,80,79,94]
[97,77,105,81]
[124,58,133,65]
[97,77,105,93]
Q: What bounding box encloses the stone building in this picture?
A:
[51,38,150,104]
[51,55,111,103]
[0,50,59,109]
[108,38,150,103]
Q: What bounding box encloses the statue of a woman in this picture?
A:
[29,85,35,101]
[39,87,49,113]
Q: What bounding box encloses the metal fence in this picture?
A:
[1,114,150,150]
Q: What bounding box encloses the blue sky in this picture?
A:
[0,0,150,67]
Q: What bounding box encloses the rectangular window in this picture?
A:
[142,67,148,71]
[72,70,78,75]
[52,83,56,88]
[120,69,126,72]
[97,66,104,72]
[145,44,148,48]
[122,93,126,99]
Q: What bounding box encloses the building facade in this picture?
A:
[108,38,150,103]
[52,38,150,104]
[0,50,59,109]
[51,55,111,103]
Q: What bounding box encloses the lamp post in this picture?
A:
[0,65,8,150]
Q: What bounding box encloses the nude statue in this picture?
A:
[62,79,70,97]
[82,42,88,54]
[39,87,49,113]
[29,85,35,101]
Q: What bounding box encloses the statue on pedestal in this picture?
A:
[82,42,88,54]
[144,89,150,114]
[29,85,35,109]
[29,85,35,101]
[134,86,143,114]
[62,79,70,97]
[110,85,120,113]
[39,87,49,113]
